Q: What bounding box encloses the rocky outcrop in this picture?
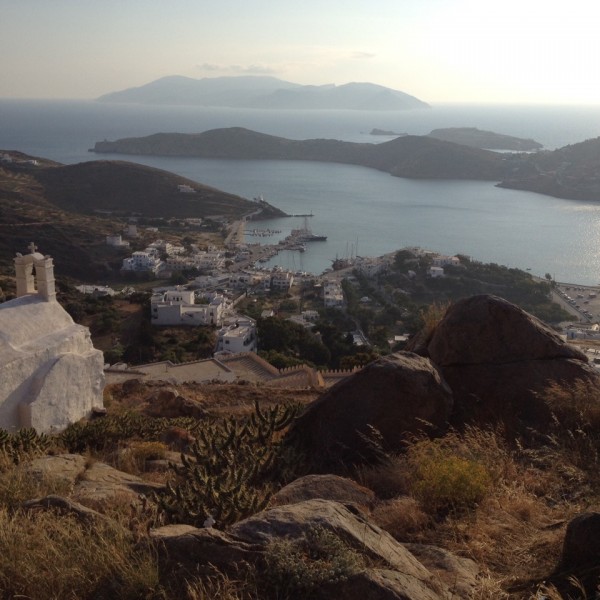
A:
[288,295,600,471]
[155,498,472,599]
[287,353,453,471]
[271,474,375,512]
[409,295,600,428]
[557,512,600,571]
[143,388,209,419]
[23,454,164,505]
[150,525,264,574]
[150,499,475,598]
[550,512,600,597]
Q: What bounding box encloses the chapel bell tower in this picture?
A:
[14,242,56,302]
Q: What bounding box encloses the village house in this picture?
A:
[105,234,129,247]
[270,271,294,291]
[428,266,445,278]
[432,255,461,267]
[323,280,344,308]
[121,250,163,274]
[150,288,227,326]
[215,316,257,353]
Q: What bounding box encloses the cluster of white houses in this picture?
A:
[427,254,461,278]
[121,242,231,275]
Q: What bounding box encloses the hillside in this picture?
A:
[499,136,600,200]
[97,75,429,110]
[0,153,282,281]
[31,160,271,218]
[2,297,600,598]
[427,127,543,151]
[92,127,518,181]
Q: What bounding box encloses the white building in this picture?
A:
[150,288,226,326]
[428,266,445,278]
[432,255,460,267]
[106,234,129,247]
[323,280,344,308]
[122,251,163,274]
[271,271,294,291]
[0,245,104,432]
[215,317,257,353]
[194,273,231,290]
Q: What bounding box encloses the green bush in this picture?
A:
[412,453,491,513]
[263,527,364,599]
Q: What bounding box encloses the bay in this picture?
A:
[1,99,600,283]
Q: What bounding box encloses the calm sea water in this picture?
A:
[2,99,600,283]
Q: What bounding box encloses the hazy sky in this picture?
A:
[2,0,599,104]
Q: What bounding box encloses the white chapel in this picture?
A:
[0,244,105,432]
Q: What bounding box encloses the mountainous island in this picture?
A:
[97,75,429,111]
[92,128,600,201]
[427,127,543,151]
[91,127,518,181]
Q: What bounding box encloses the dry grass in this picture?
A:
[0,508,160,599]
[360,422,600,598]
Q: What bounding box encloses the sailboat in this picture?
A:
[294,216,327,242]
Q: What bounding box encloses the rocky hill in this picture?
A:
[97,75,429,110]
[499,136,600,200]
[92,127,519,181]
[2,295,600,598]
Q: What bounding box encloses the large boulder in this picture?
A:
[287,352,453,471]
[408,295,600,429]
[270,474,376,513]
[143,388,208,419]
[550,512,600,597]
[150,525,264,574]
[23,454,164,506]
[556,512,600,571]
[230,499,450,599]
[150,499,475,599]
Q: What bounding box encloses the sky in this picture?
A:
[2,0,600,104]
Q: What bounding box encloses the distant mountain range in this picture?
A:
[97,75,429,111]
[91,127,600,201]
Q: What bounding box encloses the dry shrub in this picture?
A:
[419,301,451,338]
[356,454,411,499]
[0,459,73,511]
[370,496,429,539]
[0,508,159,599]
[544,379,600,430]
[184,568,257,600]
[116,440,168,475]
[542,379,600,473]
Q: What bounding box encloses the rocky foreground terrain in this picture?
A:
[3,294,600,598]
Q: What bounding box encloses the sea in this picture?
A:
[2,99,600,284]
